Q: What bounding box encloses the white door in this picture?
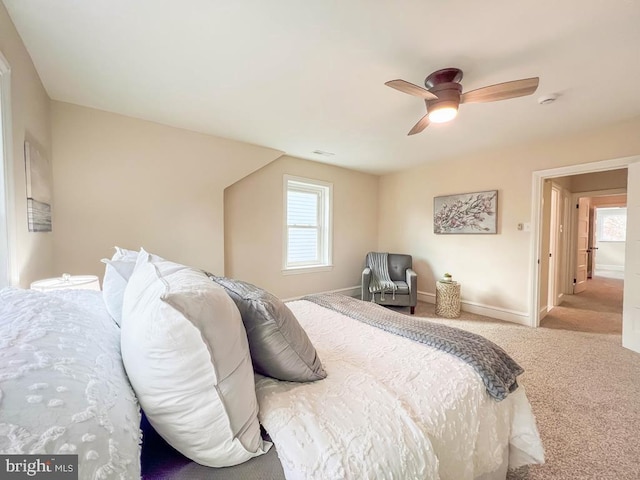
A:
[547,187,559,308]
[623,162,640,353]
[574,197,590,293]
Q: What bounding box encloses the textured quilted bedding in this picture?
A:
[303,293,523,401]
[0,288,141,479]
[256,300,545,480]
[1,288,545,480]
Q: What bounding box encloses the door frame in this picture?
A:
[529,155,640,327]
[559,189,572,298]
[546,184,560,311]
[0,50,16,287]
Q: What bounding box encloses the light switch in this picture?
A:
[517,223,531,232]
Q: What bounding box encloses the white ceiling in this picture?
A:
[3,0,640,174]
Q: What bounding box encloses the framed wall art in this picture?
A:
[24,139,52,232]
[434,190,498,234]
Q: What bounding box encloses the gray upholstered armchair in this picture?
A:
[361,252,417,314]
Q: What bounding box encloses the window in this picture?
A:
[596,207,627,242]
[283,175,332,273]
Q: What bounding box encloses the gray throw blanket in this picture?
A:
[302,293,522,401]
[366,252,397,301]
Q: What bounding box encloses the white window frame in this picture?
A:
[596,207,627,242]
[0,51,15,288]
[282,175,333,274]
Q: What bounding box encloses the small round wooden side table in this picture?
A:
[435,281,461,318]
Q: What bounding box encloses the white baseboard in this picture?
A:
[539,306,549,321]
[417,291,435,303]
[595,265,624,272]
[556,293,565,306]
[283,285,360,302]
[417,290,530,326]
[287,287,530,326]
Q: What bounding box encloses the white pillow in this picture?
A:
[121,252,270,467]
[101,259,136,327]
[101,247,153,326]
[112,246,139,262]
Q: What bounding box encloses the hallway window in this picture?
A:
[597,207,626,242]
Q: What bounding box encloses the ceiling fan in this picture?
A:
[385,68,539,135]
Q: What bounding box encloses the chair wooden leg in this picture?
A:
[410,306,415,315]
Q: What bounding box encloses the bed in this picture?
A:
[0,253,544,480]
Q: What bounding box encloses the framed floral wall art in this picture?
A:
[434,190,498,234]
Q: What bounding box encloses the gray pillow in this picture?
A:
[208,275,326,382]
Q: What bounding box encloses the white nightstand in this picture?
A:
[30,274,101,292]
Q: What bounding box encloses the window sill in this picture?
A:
[282,265,333,276]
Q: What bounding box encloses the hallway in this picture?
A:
[541,275,624,334]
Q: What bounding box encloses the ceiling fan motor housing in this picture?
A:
[426,82,462,112]
[424,67,463,89]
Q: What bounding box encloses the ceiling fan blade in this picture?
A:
[461,77,539,104]
[386,79,438,100]
[408,114,430,135]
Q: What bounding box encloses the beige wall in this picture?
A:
[1,2,52,287]
[552,176,572,190]
[378,116,640,318]
[596,242,625,270]
[571,168,628,193]
[590,194,627,207]
[225,155,378,299]
[5,0,636,307]
[51,102,282,280]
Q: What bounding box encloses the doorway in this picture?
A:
[530,157,640,354]
[542,191,626,334]
[569,190,627,294]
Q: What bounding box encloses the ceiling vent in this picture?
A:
[538,94,558,105]
[312,150,335,156]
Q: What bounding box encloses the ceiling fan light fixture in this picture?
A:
[386,69,539,134]
[428,105,458,123]
[425,84,461,124]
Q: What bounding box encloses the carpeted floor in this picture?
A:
[540,275,623,334]
[389,280,639,480]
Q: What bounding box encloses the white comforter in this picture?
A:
[0,288,141,479]
[256,300,544,480]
